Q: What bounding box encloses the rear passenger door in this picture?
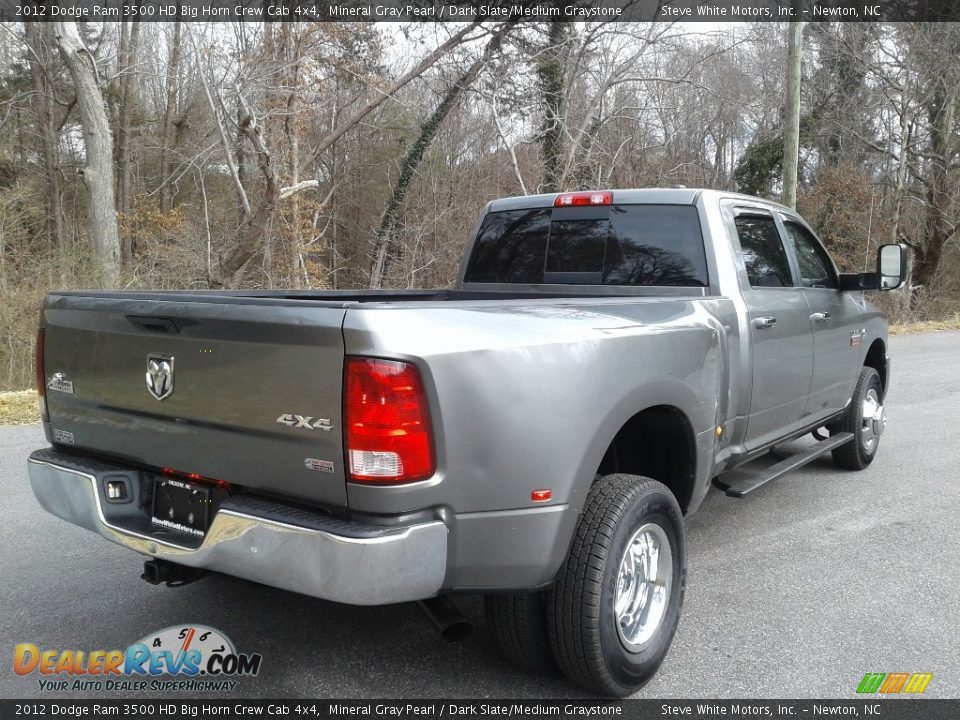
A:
[727,207,814,451]
[780,218,862,419]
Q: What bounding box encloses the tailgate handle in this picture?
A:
[127,316,180,334]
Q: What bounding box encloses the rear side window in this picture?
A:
[464,204,708,287]
[734,215,794,288]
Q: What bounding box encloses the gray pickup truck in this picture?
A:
[28,189,906,696]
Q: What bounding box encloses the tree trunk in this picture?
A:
[116,17,141,264]
[538,21,569,193]
[911,76,958,298]
[888,88,913,246]
[54,21,121,286]
[368,22,514,289]
[236,102,248,228]
[283,30,304,289]
[24,23,64,253]
[159,19,182,213]
[208,99,278,289]
[888,78,914,319]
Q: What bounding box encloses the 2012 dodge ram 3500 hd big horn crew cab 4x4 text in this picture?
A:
[28,189,906,696]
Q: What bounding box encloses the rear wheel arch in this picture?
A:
[543,401,701,590]
[595,405,698,514]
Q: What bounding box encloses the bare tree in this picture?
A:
[537,21,570,192]
[5,19,960,396]
[203,23,485,288]
[54,21,121,285]
[908,25,960,298]
[158,20,183,213]
[116,16,141,263]
[369,22,516,289]
[23,22,64,252]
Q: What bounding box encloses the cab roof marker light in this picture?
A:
[554,191,613,207]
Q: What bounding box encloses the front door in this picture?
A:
[779,218,862,420]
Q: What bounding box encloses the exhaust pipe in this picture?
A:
[141,559,208,588]
[418,595,473,642]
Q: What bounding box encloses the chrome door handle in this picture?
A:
[753,316,777,329]
[810,312,831,322]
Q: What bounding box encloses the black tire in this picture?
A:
[829,366,884,470]
[484,592,558,676]
[548,474,686,697]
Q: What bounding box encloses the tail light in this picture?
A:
[554,191,613,207]
[345,357,434,484]
[35,328,48,423]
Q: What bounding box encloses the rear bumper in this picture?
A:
[27,449,447,606]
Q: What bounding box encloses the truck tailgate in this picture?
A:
[41,295,349,507]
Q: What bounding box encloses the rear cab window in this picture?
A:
[463,204,709,287]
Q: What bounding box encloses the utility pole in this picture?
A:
[782,13,803,210]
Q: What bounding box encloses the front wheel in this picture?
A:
[829,366,885,470]
[548,474,686,697]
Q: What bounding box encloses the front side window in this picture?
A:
[734,215,794,288]
[783,221,837,289]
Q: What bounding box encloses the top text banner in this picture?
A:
[3,0,960,21]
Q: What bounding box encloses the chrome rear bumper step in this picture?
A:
[27,448,448,605]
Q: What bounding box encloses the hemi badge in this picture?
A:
[305,458,335,474]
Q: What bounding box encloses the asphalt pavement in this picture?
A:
[1,330,958,699]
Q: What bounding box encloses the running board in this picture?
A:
[713,433,854,498]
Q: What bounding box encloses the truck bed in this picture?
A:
[40,287,721,515]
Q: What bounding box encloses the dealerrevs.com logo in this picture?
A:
[14,625,262,692]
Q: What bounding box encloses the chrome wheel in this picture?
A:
[614,522,672,650]
[860,387,885,455]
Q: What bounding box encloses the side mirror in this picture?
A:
[877,243,907,290]
[839,243,908,291]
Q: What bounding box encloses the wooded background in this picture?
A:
[1,20,958,390]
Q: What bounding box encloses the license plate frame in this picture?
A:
[151,477,211,537]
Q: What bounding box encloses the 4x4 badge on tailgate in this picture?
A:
[276,414,334,431]
[146,354,175,401]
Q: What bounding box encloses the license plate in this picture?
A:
[151,478,210,537]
